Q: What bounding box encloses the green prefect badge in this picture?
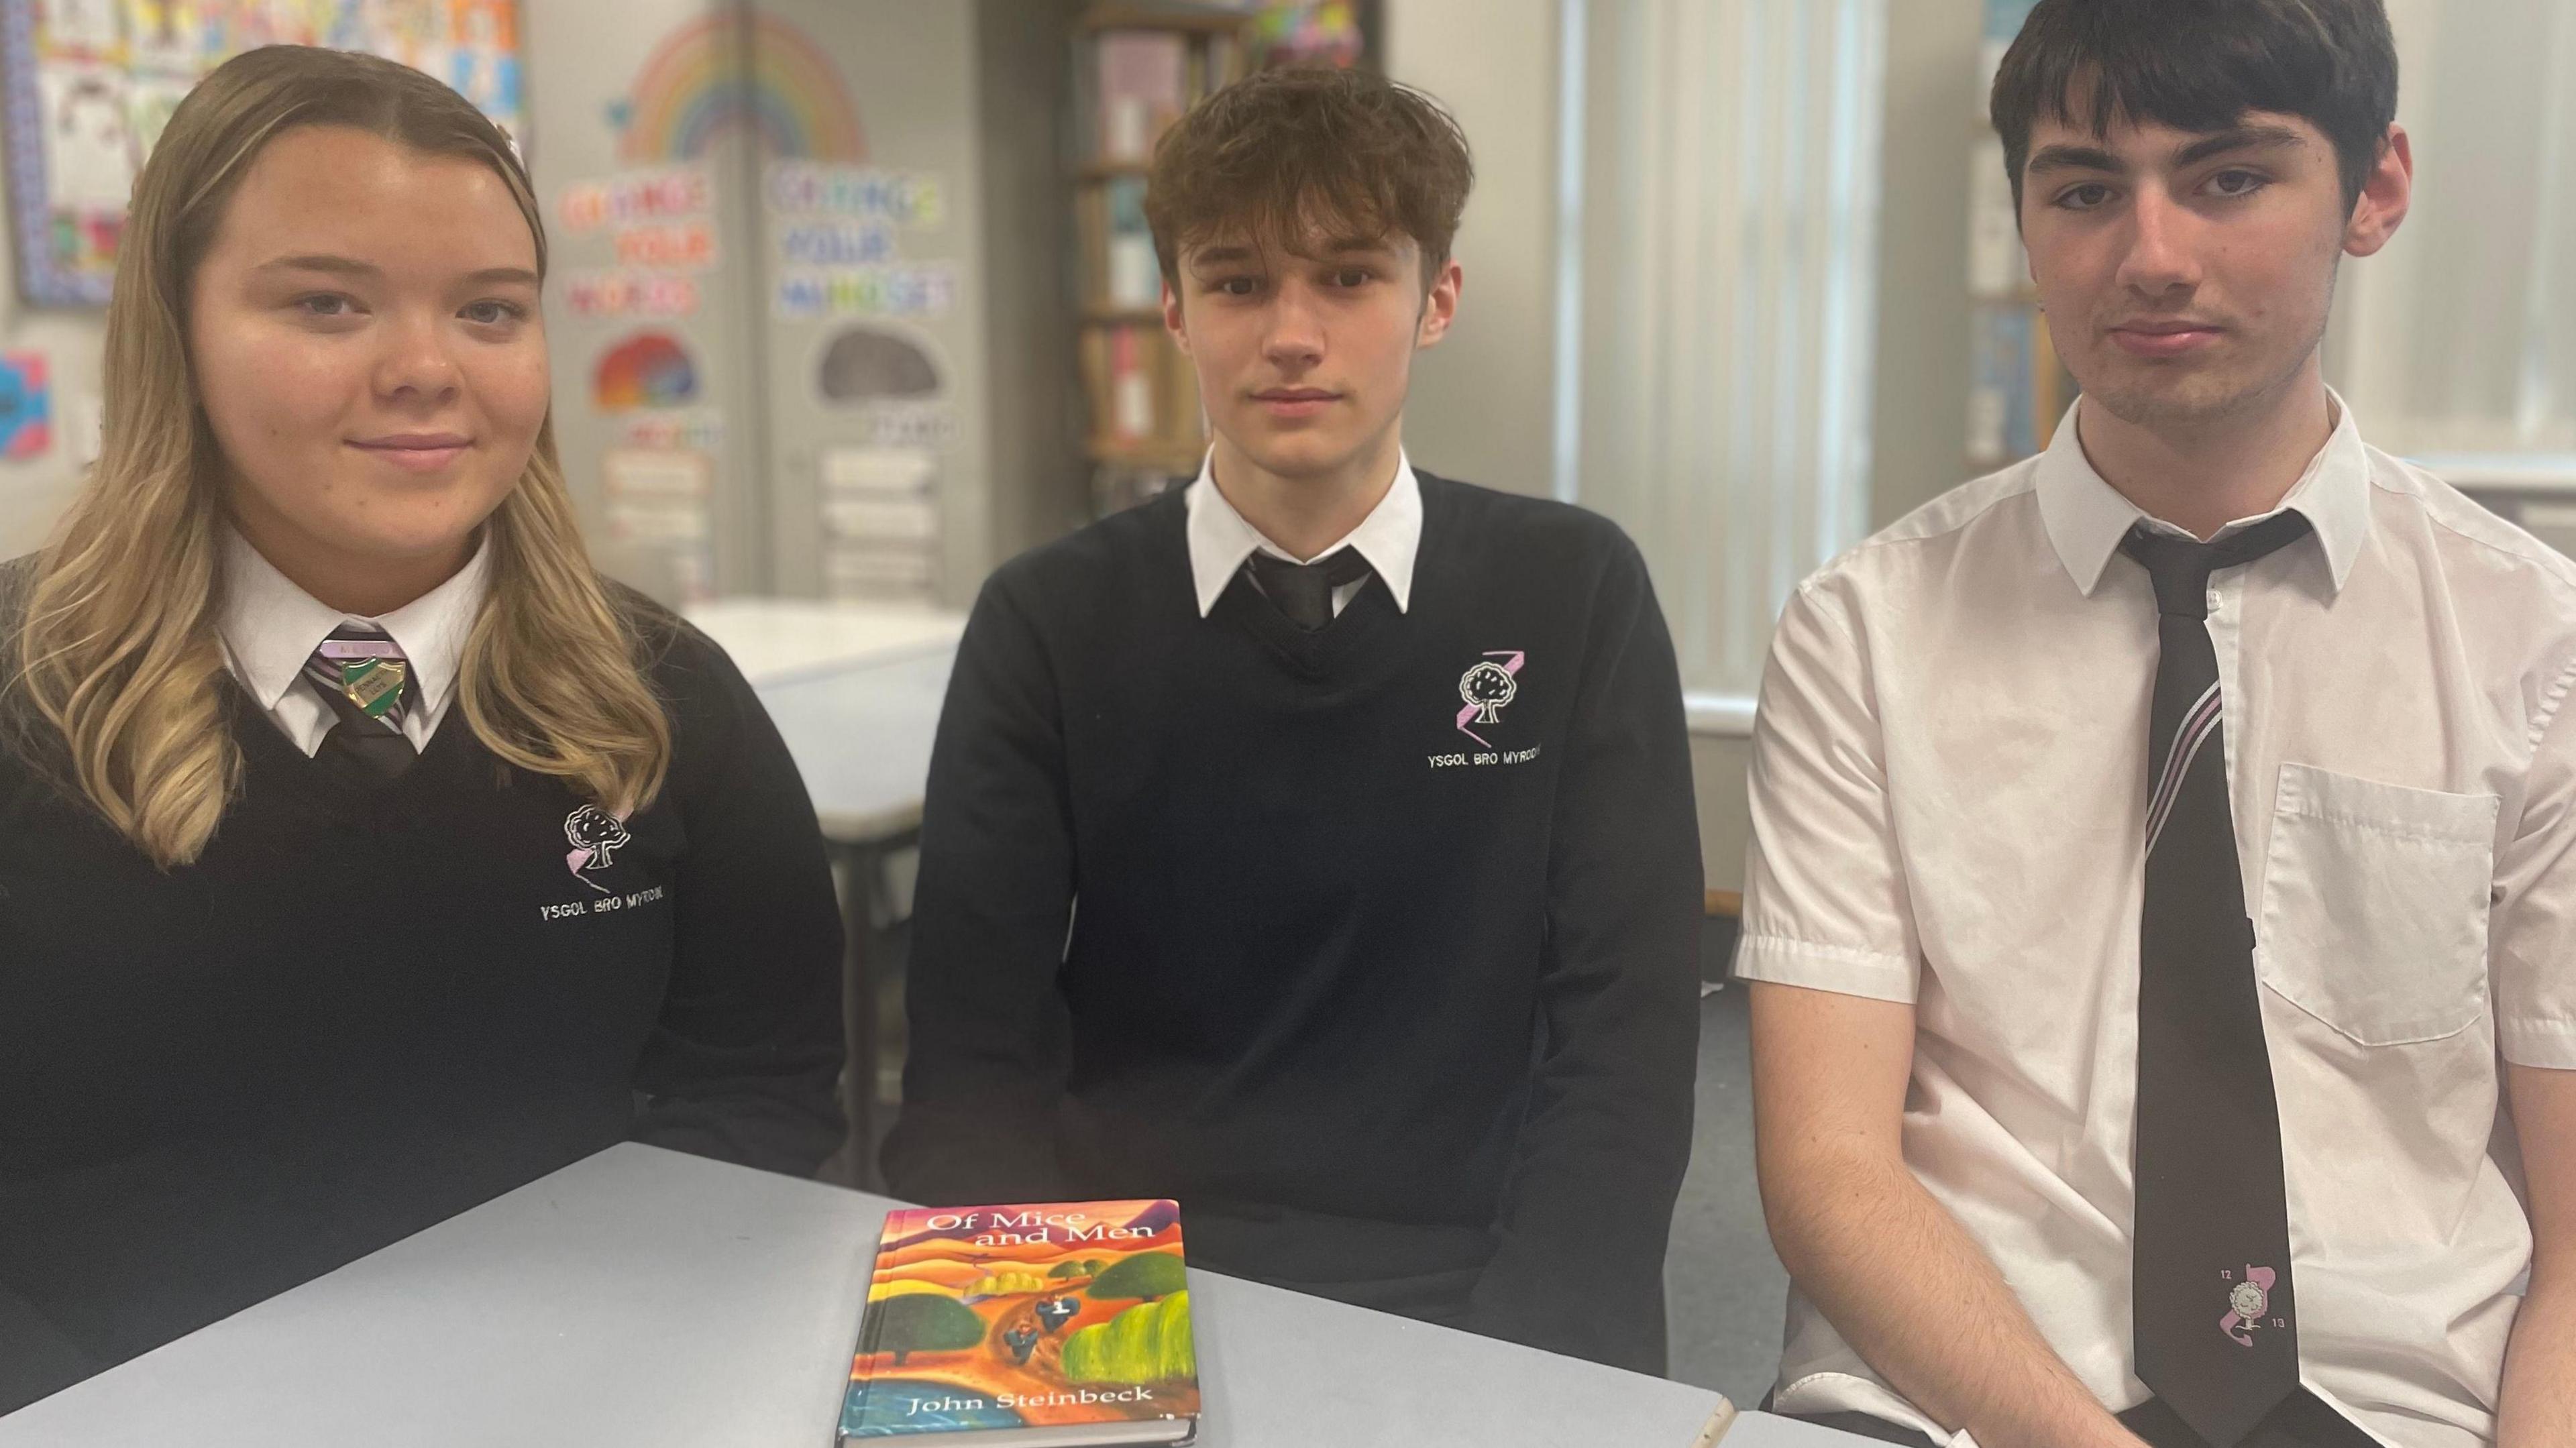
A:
[339,658,407,718]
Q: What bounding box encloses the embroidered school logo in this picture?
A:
[564,805,632,895]
[1456,651,1525,748]
[2220,1264,2281,1347]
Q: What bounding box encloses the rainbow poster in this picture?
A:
[592,331,698,412]
[618,12,863,164]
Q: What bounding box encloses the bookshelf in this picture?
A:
[1968,0,2074,471]
[1070,4,1257,514]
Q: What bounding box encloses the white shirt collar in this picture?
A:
[217,525,492,717]
[2035,388,2370,597]
[1183,450,1421,618]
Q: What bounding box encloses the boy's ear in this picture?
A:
[1161,276,1190,354]
[2343,122,2413,260]
[1415,258,1463,348]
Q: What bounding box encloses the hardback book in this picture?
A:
[1095,32,1188,164]
[838,1200,1199,1446]
[1110,326,1157,441]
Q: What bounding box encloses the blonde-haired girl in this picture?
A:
[0,46,841,1410]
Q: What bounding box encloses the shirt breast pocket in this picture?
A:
[2255,763,2499,1046]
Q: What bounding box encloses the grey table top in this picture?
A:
[0,1145,1862,1447]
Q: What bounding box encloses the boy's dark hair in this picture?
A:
[1144,66,1473,289]
[1991,0,2398,214]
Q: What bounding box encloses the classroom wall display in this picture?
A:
[601,444,714,600]
[818,443,937,600]
[615,406,723,455]
[816,324,936,404]
[592,329,699,412]
[0,347,47,456]
[555,163,716,321]
[526,0,994,606]
[741,0,989,605]
[0,0,525,305]
[612,9,860,165]
[767,161,953,323]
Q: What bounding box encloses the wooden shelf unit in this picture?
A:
[1070,3,1254,516]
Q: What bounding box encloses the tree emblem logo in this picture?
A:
[1454,651,1527,748]
[2219,1264,2282,1347]
[1460,662,1517,724]
[564,805,632,893]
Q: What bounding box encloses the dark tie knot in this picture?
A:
[1244,548,1374,632]
[2119,512,2314,620]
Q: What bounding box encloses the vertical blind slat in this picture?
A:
[1570,0,1887,699]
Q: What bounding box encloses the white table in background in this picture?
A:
[684,596,965,841]
[686,597,965,690]
[0,1144,1864,1448]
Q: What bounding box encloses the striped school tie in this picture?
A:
[301,623,418,782]
[2120,512,2313,1448]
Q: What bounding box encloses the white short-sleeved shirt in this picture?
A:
[1738,394,2576,1448]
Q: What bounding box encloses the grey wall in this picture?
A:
[976,0,1089,565]
[1869,0,1982,533]
[1383,0,1561,500]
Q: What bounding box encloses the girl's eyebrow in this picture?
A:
[254,252,376,277]
[252,254,537,287]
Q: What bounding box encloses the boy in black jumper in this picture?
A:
[883,67,1702,1374]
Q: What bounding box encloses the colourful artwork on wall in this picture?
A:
[615,11,862,164]
[0,349,52,457]
[615,9,860,166]
[816,325,938,404]
[592,330,698,412]
[1250,1,1367,68]
[0,0,525,306]
[561,269,700,319]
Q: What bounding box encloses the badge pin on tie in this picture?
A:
[338,656,407,718]
[2220,1264,2282,1347]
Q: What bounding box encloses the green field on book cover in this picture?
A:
[842,1200,1199,1439]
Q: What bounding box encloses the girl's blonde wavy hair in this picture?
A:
[4,45,669,868]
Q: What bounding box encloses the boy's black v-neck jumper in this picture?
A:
[883,472,1703,1374]
[0,575,845,1414]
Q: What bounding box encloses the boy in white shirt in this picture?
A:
[1742,1,2576,1444]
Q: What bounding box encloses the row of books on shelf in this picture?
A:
[1078,176,1163,312]
[1970,303,2074,467]
[1970,0,2052,468]
[1080,323,1205,467]
[1093,25,1245,166]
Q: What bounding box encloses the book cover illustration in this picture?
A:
[841,1200,1199,1441]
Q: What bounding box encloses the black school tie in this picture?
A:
[1244,547,1373,632]
[2120,512,2312,1448]
[302,624,419,784]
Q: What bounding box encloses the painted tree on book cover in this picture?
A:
[1061,1290,1196,1384]
[1086,1250,1185,1304]
[873,1292,983,1366]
